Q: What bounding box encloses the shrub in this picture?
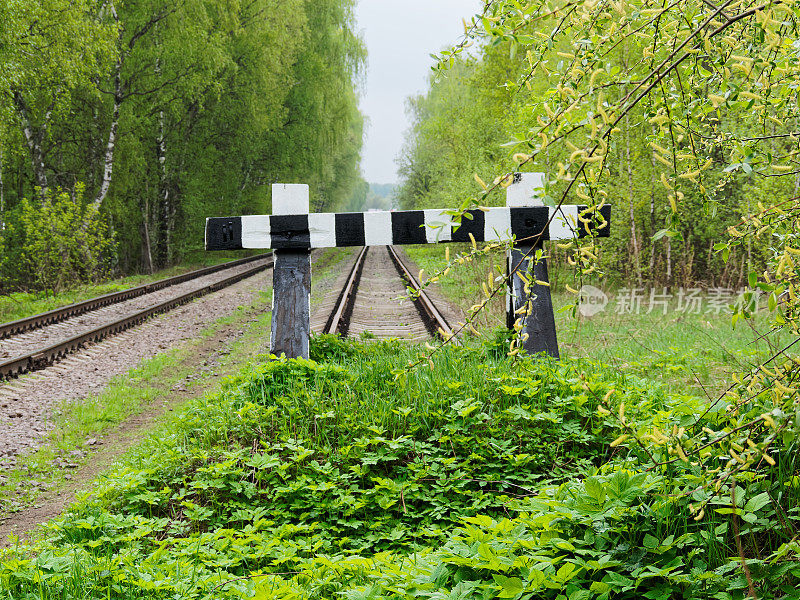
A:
[0,185,116,292]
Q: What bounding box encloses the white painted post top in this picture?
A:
[272,184,309,215]
[506,172,545,207]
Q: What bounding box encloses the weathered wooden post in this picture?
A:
[269,184,311,359]
[506,173,570,358]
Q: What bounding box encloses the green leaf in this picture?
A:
[744,492,771,513]
[493,574,524,598]
[555,563,578,583]
[584,477,605,503]
[643,534,660,550]
[643,586,675,600]
[590,581,611,595]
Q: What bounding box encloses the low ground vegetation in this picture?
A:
[1,336,797,599]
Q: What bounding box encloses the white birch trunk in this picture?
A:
[625,115,642,286]
[666,236,672,285]
[94,64,122,209]
[649,146,656,276]
[157,108,174,264]
[141,198,154,274]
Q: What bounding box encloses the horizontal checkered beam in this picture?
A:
[205,205,611,251]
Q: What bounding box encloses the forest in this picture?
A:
[396,13,794,289]
[0,0,365,291]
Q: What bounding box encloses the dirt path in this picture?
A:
[0,315,257,546]
[0,269,271,465]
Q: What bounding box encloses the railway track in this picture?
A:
[0,255,272,379]
[0,254,268,339]
[317,245,456,342]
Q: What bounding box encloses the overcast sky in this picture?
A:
[354,1,481,184]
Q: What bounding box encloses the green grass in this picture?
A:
[405,243,790,396]
[0,251,261,324]
[0,247,797,599]
[0,336,797,599]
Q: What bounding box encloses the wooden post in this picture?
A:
[270,184,311,359]
[506,173,560,358]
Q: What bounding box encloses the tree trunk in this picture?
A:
[94,63,122,209]
[648,141,657,281]
[0,145,5,233]
[746,199,752,277]
[666,236,672,287]
[140,197,154,275]
[156,109,175,266]
[13,92,49,196]
[625,115,642,286]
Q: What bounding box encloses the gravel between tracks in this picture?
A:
[0,268,272,467]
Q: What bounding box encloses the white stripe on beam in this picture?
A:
[549,205,579,239]
[272,183,309,215]
[364,211,392,246]
[309,213,336,248]
[241,215,271,248]
[484,208,512,241]
[423,209,453,243]
[507,172,545,207]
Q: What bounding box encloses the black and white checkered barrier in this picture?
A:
[205,205,611,251]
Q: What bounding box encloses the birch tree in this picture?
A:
[0,0,116,198]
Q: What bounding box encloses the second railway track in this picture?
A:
[0,254,268,339]
[0,256,272,379]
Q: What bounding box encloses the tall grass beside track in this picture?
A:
[0,336,798,599]
[404,244,793,397]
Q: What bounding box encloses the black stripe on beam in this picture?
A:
[335,213,366,246]
[510,207,550,244]
[576,204,612,238]
[206,217,243,250]
[451,209,486,243]
[391,211,426,245]
[203,206,612,251]
[270,215,310,249]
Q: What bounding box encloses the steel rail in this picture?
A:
[323,246,368,336]
[0,253,270,339]
[323,246,456,342]
[387,245,457,342]
[0,259,273,380]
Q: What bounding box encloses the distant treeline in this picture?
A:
[0,0,365,291]
[396,41,784,288]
